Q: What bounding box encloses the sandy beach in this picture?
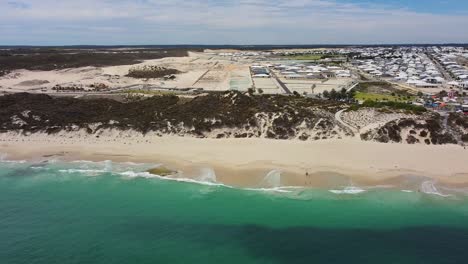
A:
[1,132,468,189]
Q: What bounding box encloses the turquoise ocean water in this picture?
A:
[1,159,468,264]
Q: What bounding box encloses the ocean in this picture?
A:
[1,159,468,264]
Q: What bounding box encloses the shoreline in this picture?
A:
[2,132,468,190]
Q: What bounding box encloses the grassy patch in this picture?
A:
[286,54,324,60]
[349,100,427,114]
[357,82,393,91]
[355,92,415,102]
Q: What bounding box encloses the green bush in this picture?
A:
[350,100,427,114]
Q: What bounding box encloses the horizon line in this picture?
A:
[1,43,468,48]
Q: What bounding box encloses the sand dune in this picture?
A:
[0,52,252,92]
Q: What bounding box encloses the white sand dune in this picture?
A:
[0,52,252,92]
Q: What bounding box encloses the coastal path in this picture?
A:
[335,109,359,137]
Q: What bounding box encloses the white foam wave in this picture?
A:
[261,169,281,188]
[243,187,293,193]
[122,161,149,166]
[45,158,60,164]
[30,166,48,170]
[103,160,113,172]
[119,171,228,187]
[420,181,451,197]
[197,168,217,183]
[0,159,27,164]
[278,186,305,190]
[59,169,107,176]
[119,171,157,178]
[120,170,302,193]
[401,190,414,193]
[329,186,366,194]
[71,160,96,164]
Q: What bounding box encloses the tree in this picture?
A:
[323,90,330,99]
[417,91,423,97]
[340,88,347,99]
[293,91,300,97]
[439,90,448,98]
[329,89,338,100]
[257,88,264,94]
[347,89,356,100]
[247,88,255,95]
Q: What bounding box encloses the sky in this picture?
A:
[0,0,467,45]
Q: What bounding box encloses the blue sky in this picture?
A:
[0,0,467,45]
[340,0,468,14]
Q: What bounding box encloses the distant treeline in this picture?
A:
[2,44,467,50]
[0,48,191,76]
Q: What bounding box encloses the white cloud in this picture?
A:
[0,0,467,44]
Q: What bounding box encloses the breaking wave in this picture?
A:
[329,186,366,194]
[119,171,228,187]
[59,169,108,177]
[420,181,451,197]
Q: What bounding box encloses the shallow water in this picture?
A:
[1,160,468,264]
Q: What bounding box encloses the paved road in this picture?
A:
[270,71,292,94]
[425,52,453,82]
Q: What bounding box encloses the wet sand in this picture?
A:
[2,132,468,189]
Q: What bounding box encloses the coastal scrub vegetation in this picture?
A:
[448,113,468,143]
[354,92,415,103]
[147,167,175,176]
[361,116,457,145]
[349,100,427,114]
[0,92,346,140]
[0,48,192,76]
[322,88,355,102]
[1,92,463,145]
[126,65,181,79]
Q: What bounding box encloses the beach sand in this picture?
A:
[1,132,468,189]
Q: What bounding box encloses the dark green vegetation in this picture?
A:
[350,101,427,114]
[126,66,181,79]
[0,92,346,140]
[286,54,323,60]
[1,92,463,145]
[322,88,355,102]
[147,167,175,176]
[361,116,457,145]
[448,113,468,143]
[0,48,192,76]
